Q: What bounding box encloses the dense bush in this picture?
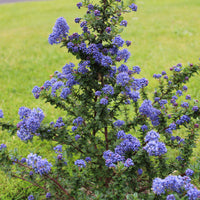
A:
[0,0,200,199]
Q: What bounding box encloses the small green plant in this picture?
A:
[0,0,200,199]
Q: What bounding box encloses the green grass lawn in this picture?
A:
[0,0,200,198]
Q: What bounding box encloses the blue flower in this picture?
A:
[76,2,82,9]
[75,159,86,168]
[185,169,194,176]
[138,168,143,175]
[116,130,126,139]
[27,153,52,176]
[46,193,51,198]
[17,107,44,141]
[32,86,41,99]
[53,145,62,153]
[48,17,70,45]
[95,91,101,96]
[113,120,124,127]
[132,66,141,74]
[112,35,124,47]
[0,144,7,151]
[120,20,127,27]
[124,158,134,167]
[85,157,91,162]
[101,56,113,67]
[75,134,81,141]
[166,194,176,200]
[28,195,34,200]
[116,49,130,62]
[102,85,114,95]
[152,178,165,195]
[100,98,108,105]
[144,140,167,156]
[192,106,198,111]
[54,117,65,128]
[126,40,131,46]
[145,130,160,142]
[73,117,84,126]
[0,109,3,118]
[141,125,148,132]
[75,17,81,23]
[60,87,71,99]
[129,3,137,11]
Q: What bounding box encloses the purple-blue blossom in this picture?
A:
[144,130,160,142]
[95,91,101,96]
[139,100,161,126]
[113,120,124,127]
[116,130,126,139]
[46,193,51,198]
[32,86,41,99]
[85,157,91,162]
[100,98,108,105]
[132,66,141,74]
[17,107,44,141]
[53,144,62,153]
[166,194,176,200]
[75,159,86,168]
[129,3,137,11]
[192,106,198,111]
[73,117,84,126]
[185,169,194,176]
[102,85,114,95]
[126,40,131,46]
[0,143,7,150]
[116,72,130,86]
[77,2,82,9]
[28,195,34,200]
[60,87,70,99]
[116,49,130,62]
[75,134,81,141]
[124,158,134,167]
[54,117,65,128]
[143,140,167,156]
[112,35,124,47]
[120,20,127,27]
[27,153,52,176]
[141,125,148,132]
[115,134,140,155]
[48,17,70,45]
[0,109,3,118]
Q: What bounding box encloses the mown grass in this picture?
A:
[0,0,200,198]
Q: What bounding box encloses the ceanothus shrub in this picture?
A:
[0,0,200,199]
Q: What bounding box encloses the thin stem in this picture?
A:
[105,127,109,150]
[12,174,48,192]
[46,174,74,199]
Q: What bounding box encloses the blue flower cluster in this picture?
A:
[152,175,200,200]
[139,100,161,126]
[53,117,65,128]
[113,120,124,127]
[75,159,86,168]
[27,153,52,176]
[176,115,190,125]
[115,134,141,155]
[103,150,125,168]
[48,17,70,45]
[73,116,84,126]
[17,107,44,141]
[53,144,62,153]
[0,109,3,118]
[144,130,167,156]
[0,143,7,151]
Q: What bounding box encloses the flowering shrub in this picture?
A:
[0,0,200,199]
